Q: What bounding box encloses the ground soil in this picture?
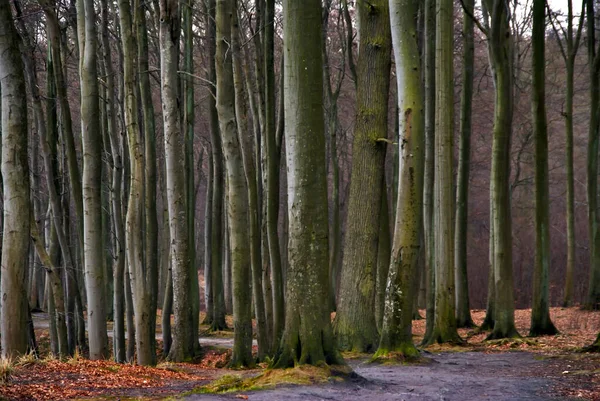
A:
[184,351,586,401]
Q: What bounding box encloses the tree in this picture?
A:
[547,0,585,308]
[374,0,425,358]
[481,0,519,339]
[425,0,462,345]
[529,0,558,337]
[160,0,193,362]
[333,0,392,353]
[216,0,254,368]
[0,0,30,359]
[585,0,600,311]
[421,0,436,345]
[273,0,342,368]
[455,0,476,329]
[80,0,109,359]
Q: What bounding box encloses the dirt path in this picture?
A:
[184,352,571,401]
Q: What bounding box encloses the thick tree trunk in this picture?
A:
[455,0,475,329]
[529,0,558,337]
[375,0,425,358]
[333,0,391,353]
[375,185,391,331]
[0,0,30,358]
[161,0,193,362]
[273,0,342,368]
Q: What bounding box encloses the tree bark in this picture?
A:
[273,0,342,368]
[426,0,462,345]
[454,0,475,329]
[375,0,425,358]
[80,0,109,359]
[333,0,391,353]
[216,0,254,367]
[529,0,558,337]
[160,0,193,362]
[0,0,30,359]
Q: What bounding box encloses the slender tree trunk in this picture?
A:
[264,0,284,352]
[216,0,254,367]
[586,0,600,310]
[333,0,391,353]
[79,0,109,359]
[375,0,425,358]
[455,0,475,329]
[425,0,461,345]
[162,268,173,356]
[530,0,558,337]
[375,184,391,331]
[0,0,30,358]
[182,0,200,353]
[484,0,519,339]
[160,0,193,362]
[233,9,268,361]
[273,0,343,368]
[421,0,436,346]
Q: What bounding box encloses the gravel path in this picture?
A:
[184,352,569,401]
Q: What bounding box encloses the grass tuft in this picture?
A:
[0,358,13,386]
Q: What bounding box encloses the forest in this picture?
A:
[1,0,600,399]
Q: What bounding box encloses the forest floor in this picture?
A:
[0,307,599,400]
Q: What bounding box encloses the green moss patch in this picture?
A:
[193,364,353,394]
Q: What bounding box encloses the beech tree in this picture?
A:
[0,0,30,359]
[333,0,392,353]
[375,0,425,358]
[273,0,342,368]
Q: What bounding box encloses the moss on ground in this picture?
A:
[192,364,353,394]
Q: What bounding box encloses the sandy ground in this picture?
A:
[184,352,573,401]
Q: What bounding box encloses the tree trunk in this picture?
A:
[0,0,30,358]
[375,0,425,358]
[79,0,109,359]
[484,0,519,339]
[233,8,268,361]
[216,0,254,367]
[426,0,461,345]
[586,0,600,310]
[375,184,391,331]
[160,0,193,362]
[182,0,200,353]
[264,0,284,352]
[454,0,475,329]
[529,0,558,337]
[333,0,391,353]
[273,0,342,368]
[421,0,436,346]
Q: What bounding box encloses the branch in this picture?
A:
[546,0,568,62]
[341,0,357,83]
[459,0,489,38]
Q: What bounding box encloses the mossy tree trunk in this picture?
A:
[375,0,425,358]
[425,0,461,345]
[454,0,475,329]
[0,0,29,358]
[333,0,391,353]
[273,0,343,368]
[216,0,254,368]
[529,0,558,337]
